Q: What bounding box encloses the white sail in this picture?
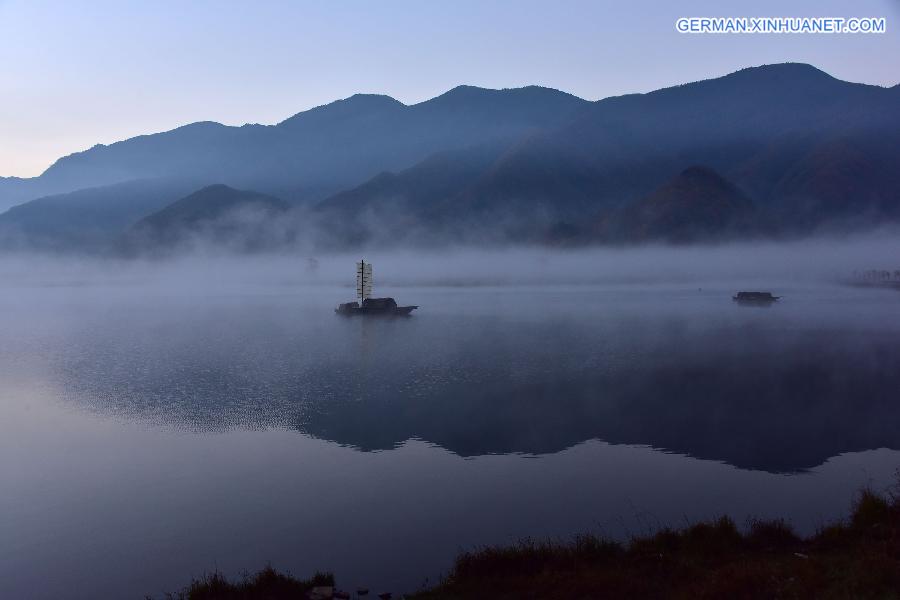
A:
[356,260,373,301]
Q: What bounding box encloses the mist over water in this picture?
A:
[4,229,900,287]
[2,236,900,599]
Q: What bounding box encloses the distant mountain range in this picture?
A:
[1,63,897,253]
[0,85,585,212]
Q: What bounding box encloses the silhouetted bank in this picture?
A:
[171,486,900,599]
[171,568,334,600]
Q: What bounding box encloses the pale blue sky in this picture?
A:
[1,0,898,177]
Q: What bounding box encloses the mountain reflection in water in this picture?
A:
[16,283,899,474]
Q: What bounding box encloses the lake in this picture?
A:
[2,258,900,598]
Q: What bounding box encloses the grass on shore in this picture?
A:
[411,488,900,599]
[173,486,900,599]
[163,567,333,600]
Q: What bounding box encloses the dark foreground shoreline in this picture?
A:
[168,486,900,599]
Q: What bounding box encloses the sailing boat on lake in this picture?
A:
[335,260,418,316]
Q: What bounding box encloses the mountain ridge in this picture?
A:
[122,184,291,254]
[1,83,588,212]
[2,63,897,251]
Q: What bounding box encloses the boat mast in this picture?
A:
[357,258,364,304]
[356,259,372,304]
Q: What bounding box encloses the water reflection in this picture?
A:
[13,284,899,473]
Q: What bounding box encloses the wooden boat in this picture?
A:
[733,291,780,305]
[335,260,417,316]
[335,298,417,316]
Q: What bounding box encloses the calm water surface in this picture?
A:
[2,280,899,598]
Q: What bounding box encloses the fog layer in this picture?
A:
[2,232,898,290]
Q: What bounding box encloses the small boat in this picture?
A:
[733,291,780,305]
[335,260,417,316]
[336,298,417,316]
